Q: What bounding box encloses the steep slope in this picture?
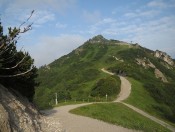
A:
[35,35,175,125]
[0,84,62,132]
[0,84,41,132]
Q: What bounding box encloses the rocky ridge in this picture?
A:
[154,50,174,66]
[88,35,108,44]
[135,57,168,82]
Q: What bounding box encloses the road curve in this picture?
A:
[101,68,131,102]
[43,103,135,132]
[114,76,131,102]
[42,68,175,132]
[101,68,175,131]
[42,68,136,132]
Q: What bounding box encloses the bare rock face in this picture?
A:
[0,84,62,132]
[136,58,155,69]
[0,84,43,132]
[0,104,11,132]
[154,50,174,66]
[154,69,168,83]
[135,58,168,82]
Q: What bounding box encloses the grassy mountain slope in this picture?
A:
[35,35,175,125]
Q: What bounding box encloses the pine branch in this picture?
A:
[0,58,15,64]
[0,45,11,55]
[0,52,16,62]
[0,68,33,77]
[0,55,26,70]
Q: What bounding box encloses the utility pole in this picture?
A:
[55,93,58,105]
[106,93,108,102]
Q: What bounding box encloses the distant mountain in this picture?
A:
[35,35,175,124]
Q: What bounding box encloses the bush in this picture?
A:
[91,76,120,97]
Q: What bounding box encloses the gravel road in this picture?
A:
[43,103,135,132]
[41,69,136,132]
[114,76,131,102]
[41,68,175,132]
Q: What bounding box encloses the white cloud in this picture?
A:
[1,0,76,27]
[4,0,77,12]
[83,10,101,23]
[31,10,55,26]
[147,0,167,8]
[147,0,175,9]
[56,22,67,28]
[102,29,118,36]
[96,18,116,25]
[112,11,116,15]
[2,9,55,29]
[121,16,175,54]
[26,34,86,67]
[83,12,175,58]
[85,18,117,35]
[124,10,160,18]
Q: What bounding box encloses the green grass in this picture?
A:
[125,78,175,127]
[36,39,175,125]
[35,42,135,109]
[124,78,157,113]
[70,103,170,132]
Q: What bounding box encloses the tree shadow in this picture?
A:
[40,109,57,116]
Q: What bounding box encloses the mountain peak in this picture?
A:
[92,35,106,40]
[88,35,108,44]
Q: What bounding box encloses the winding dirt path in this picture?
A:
[101,68,115,75]
[101,68,131,102]
[42,68,175,132]
[44,103,134,132]
[41,69,136,132]
[114,76,131,102]
[101,68,175,131]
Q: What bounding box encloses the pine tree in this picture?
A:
[0,11,38,101]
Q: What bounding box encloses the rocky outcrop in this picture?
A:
[0,104,11,132]
[112,56,124,62]
[136,58,155,69]
[154,69,168,83]
[136,58,168,82]
[75,47,84,55]
[132,43,141,48]
[0,84,62,132]
[154,50,174,66]
[88,35,108,44]
[87,35,132,47]
[0,84,42,132]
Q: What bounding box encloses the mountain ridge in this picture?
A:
[35,35,175,125]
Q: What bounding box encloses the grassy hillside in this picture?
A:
[35,36,126,109]
[35,35,175,125]
[125,78,175,126]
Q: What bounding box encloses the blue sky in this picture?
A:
[1,0,175,67]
